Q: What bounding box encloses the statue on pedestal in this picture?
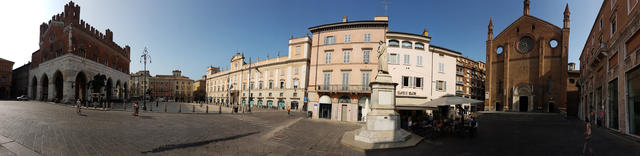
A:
[376,41,388,74]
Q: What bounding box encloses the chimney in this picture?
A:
[342,16,348,22]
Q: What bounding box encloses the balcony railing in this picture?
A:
[316,85,371,93]
[456,71,464,76]
[456,81,464,85]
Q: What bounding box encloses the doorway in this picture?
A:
[341,105,347,121]
[519,96,528,112]
[319,104,332,119]
[496,102,503,111]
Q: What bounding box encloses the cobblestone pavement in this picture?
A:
[0,101,359,156]
[367,112,640,156]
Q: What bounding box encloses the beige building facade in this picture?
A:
[307,17,388,122]
[206,36,311,111]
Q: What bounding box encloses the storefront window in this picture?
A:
[609,79,618,130]
[628,67,640,135]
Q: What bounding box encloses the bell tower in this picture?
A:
[524,0,530,16]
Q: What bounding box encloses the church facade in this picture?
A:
[485,0,570,112]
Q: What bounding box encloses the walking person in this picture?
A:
[76,99,82,114]
[582,119,593,156]
[407,117,414,132]
[287,106,291,116]
[133,102,139,116]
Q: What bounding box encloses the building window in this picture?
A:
[363,50,370,64]
[436,80,446,91]
[626,67,640,135]
[415,77,423,88]
[403,54,410,65]
[389,53,398,64]
[402,41,412,49]
[345,34,351,43]
[293,79,299,88]
[270,70,274,77]
[342,71,349,90]
[361,71,370,90]
[325,52,332,64]
[295,46,301,56]
[293,92,298,97]
[364,33,371,42]
[259,81,263,89]
[402,76,410,87]
[389,40,399,47]
[438,63,445,73]
[324,36,336,45]
[294,67,299,75]
[415,43,425,49]
[609,79,619,129]
[269,80,274,89]
[417,56,423,66]
[279,80,285,89]
[280,69,285,76]
[323,72,331,90]
[611,16,617,37]
[343,51,350,64]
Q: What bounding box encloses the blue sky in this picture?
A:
[1,0,602,79]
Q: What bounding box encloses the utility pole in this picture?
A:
[140,47,152,111]
[248,58,252,112]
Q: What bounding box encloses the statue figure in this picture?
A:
[376,41,388,74]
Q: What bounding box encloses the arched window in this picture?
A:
[388,40,399,47]
[402,41,412,48]
[415,43,425,49]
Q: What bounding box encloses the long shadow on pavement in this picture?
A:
[140,131,260,154]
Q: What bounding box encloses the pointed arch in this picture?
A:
[53,70,64,102]
[75,71,87,101]
[40,73,49,101]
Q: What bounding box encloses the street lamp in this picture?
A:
[140,47,152,111]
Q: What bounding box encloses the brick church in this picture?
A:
[485,0,570,112]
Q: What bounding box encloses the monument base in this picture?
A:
[341,128,422,152]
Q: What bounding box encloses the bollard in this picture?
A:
[206,105,209,114]
[179,104,182,113]
[192,105,195,113]
[164,103,167,112]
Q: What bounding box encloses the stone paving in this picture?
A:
[2,101,639,156]
[367,112,640,156]
[0,101,358,156]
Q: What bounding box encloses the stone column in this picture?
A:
[48,80,54,102]
[63,80,74,103]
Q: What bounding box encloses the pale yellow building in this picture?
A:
[206,36,311,111]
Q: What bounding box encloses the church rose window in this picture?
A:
[518,36,534,53]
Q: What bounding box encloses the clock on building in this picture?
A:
[517,36,533,53]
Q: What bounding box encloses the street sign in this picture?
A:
[304,97,308,102]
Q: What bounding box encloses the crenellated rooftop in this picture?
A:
[40,1,130,58]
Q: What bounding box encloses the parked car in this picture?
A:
[16,95,29,101]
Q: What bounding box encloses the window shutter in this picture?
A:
[444,81,447,91]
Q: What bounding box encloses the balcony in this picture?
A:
[456,81,464,85]
[589,42,609,68]
[317,85,371,93]
[456,71,464,76]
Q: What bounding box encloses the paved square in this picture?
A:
[0,101,638,156]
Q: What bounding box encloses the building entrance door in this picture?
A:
[519,96,528,112]
[319,104,332,119]
[341,105,347,121]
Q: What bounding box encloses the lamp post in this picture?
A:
[140,47,152,111]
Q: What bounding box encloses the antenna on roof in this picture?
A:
[384,0,388,16]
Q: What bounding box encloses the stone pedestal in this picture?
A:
[341,73,421,151]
